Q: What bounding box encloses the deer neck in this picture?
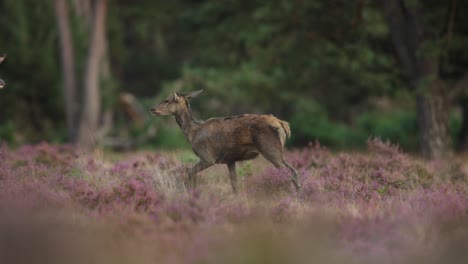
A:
[174,103,199,143]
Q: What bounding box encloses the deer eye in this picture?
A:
[164,100,169,103]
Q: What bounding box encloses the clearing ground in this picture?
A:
[0,140,467,264]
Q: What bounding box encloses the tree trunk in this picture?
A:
[451,75,468,152]
[379,0,453,159]
[416,89,452,159]
[413,60,453,160]
[411,67,453,160]
[77,0,108,148]
[0,54,5,89]
[53,0,78,142]
[458,100,468,152]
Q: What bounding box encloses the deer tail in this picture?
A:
[279,120,291,139]
[266,116,291,146]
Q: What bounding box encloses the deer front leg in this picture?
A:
[227,163,238,194]
[187,160,213,188]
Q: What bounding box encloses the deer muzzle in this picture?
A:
[150,107,161,116]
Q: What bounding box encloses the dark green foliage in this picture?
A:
[0,0,466,151]
[148,124,190,149]
[290,99,360,149]
[169,1,400,119]
[356,110,419,151]
[0,121,16,144]
[0,0,62,142]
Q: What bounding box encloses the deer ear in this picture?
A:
[185,90,204,100]
[172,92,180,102]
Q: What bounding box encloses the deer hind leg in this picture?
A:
[284,161,301,191]
[256,139,301,192]
[187,160,213,188]
[227,163,238,194]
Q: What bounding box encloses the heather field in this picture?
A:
[0,140,467,264]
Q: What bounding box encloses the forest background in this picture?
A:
[0,0,467,160]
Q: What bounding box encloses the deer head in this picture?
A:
[150,90,203,116]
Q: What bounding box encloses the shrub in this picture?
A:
[0,142,467,264]
[149,123,191,149]
[290,99,360,149]
[356,110,419,151]
[246,167,294,196]
[0,121,16,144]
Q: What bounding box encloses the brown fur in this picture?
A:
[150,90,301,193]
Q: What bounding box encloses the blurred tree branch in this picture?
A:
[77,0,108,148]
[53,0,78,142]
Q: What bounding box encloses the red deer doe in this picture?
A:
[150,90,301,193]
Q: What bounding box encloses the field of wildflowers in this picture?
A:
[0,139,467,264]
